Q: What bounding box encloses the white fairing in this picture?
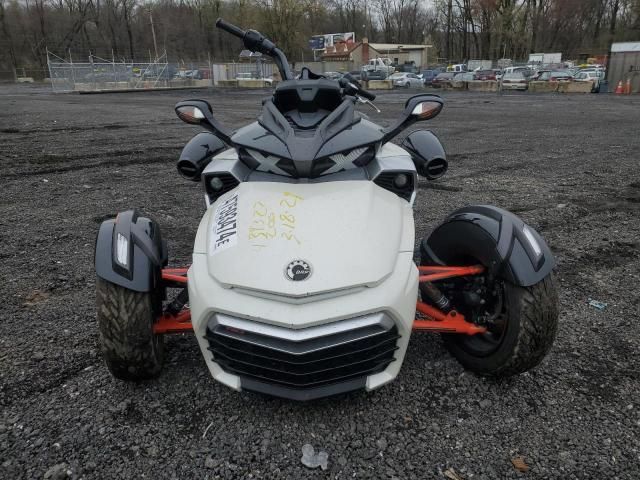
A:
[188,179,418,396]
[196,181,411,296]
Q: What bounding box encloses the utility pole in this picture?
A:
[149,9,159,61]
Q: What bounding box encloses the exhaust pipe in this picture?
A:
[177,132,226,181]
[402,130,448,180]
[421,157,448,180]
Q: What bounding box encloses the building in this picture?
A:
[608,42,640,93]
[319,38,432,71]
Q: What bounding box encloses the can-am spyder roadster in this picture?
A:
[95,19,559,401]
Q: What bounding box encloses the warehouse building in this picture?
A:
[608,42,640,93]
[320,38,432,71]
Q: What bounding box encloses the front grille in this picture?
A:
[205,313,399,389]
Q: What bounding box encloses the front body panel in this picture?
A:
[188,178,418,398]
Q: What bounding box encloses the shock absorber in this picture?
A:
[167,288,189,315]
[421,281,451,312]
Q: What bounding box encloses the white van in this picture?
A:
[446,64,466,73]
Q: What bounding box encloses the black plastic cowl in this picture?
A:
[94,210,167,292]
[177,132,227,181]
[402,130,448,180]
[421,205,555,287]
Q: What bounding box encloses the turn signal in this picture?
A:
[411,101,443,120]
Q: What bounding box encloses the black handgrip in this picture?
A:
[359,89,376,101]
[215,18,246,39]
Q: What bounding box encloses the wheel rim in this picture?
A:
[455,280,508,357]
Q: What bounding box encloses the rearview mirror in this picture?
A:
[175,100,233,144]
[382,94,444,143]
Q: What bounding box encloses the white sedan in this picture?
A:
[573,70,604,92]
[389,72,423,88]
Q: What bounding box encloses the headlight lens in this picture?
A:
[393,173,409,188]
[209,176,224,192]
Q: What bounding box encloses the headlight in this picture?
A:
[209,176,224,192]
[202,173,240,205]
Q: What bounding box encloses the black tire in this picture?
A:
[442,274,559,377]
[96,278,164,380]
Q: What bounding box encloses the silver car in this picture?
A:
[501,72,528,91]
[389,72,423,88]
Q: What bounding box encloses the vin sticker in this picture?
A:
[210,193,239,255]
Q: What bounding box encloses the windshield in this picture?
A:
[389,73,405,79]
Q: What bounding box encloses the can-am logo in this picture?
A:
[285,260,312,281]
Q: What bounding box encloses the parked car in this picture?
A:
[446,64,467,73]
[503,66,532,77]
[419,69,439,86]
[347,70,362,81]
[235,72,274,85]
[573,70,603,92]
[537,70,572,82]
[177,69,203,80]
[321,71,343,81]
[389,72,423,88]
[395,63,419,74]
[362,58,395,78]
[531,69,550,80]
[501,71,528,90]
[454,72,475,82]
[474,69,497,81]
[431,72,455,88]
[361,69,388,81]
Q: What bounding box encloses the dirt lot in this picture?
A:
[1,84,639,479]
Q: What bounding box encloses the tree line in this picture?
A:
[1,0,639,73]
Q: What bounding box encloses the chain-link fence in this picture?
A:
[46,50,213,92]
[211,61,276,85]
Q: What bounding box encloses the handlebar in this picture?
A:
[357,88,376,102]
[215,18,246,39]
[215,18,293,81]
[339,76,376,102]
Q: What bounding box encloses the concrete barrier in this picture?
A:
[217,80,238,87]
[467,80,498,92]
[74,83,93,91]
[450,80,467,90]
[528,81,559,93]
[237,79,270,88]
[558,81,593,93]
[367,80,393,90]
[17,77,34,83]
[104,82,130,89]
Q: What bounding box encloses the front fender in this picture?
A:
[421,205,555,287]
[94,210,167,292]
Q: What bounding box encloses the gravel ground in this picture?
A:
[1,84,639,479]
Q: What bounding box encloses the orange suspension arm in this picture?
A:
[153,268,193,334]
[413,265,487,335]
[153,265,486,335]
